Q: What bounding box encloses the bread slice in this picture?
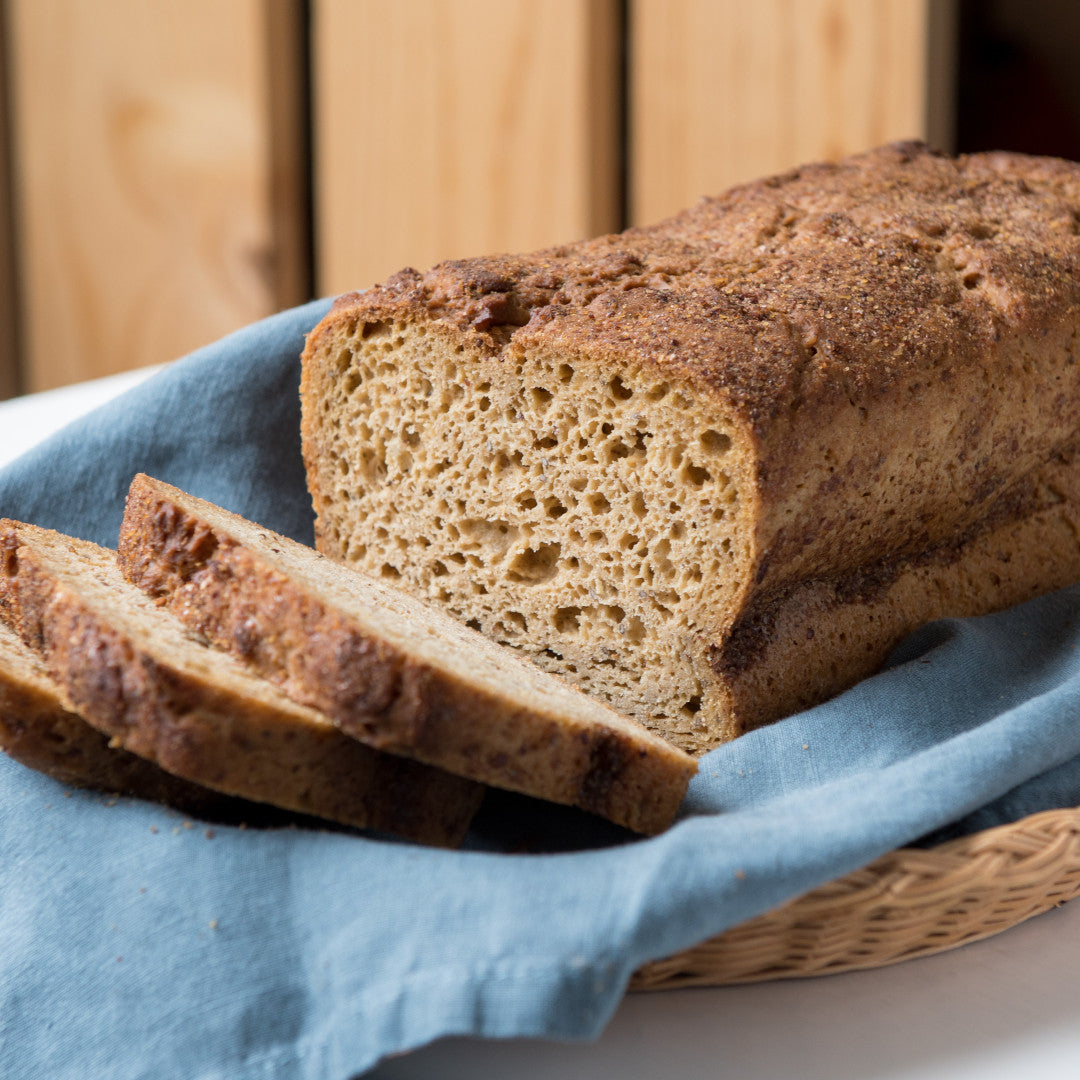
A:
[299,142,1080,752]
[0,619,253,816]
[0,520,483,845]
[117,474,697,834]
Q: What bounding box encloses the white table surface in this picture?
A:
[3,371,1080,1080]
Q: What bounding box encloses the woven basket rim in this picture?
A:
[630,803,1080,990]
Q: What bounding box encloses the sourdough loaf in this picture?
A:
[117,474,697,835]
[0,520,483,844]
[300,141,1080,753]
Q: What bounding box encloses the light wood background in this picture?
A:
[1,0,956,394]
[313,0,620,297]
[0,3,17,400]
[6,0,308,393]
[631,0,956,224]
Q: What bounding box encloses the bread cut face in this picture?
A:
[0,520,483,844]
[304,314,754,753]
[118,474,697,835]
[301,142,1080,752]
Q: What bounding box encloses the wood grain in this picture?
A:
[312,0,620,297]
[630,0,957,225]
[0,5,18,399]
[7,0,308,391]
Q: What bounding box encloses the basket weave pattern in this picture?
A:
[631,805,1080,990]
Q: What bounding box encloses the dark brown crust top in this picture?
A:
[315,142,1080,432]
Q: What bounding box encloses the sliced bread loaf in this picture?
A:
[0,520,483,845]
[117,474,697,834]
[299,142,1080,751]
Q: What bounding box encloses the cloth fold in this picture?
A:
[2,301,1080,1079]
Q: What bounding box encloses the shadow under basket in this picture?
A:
[630,804,1080,989]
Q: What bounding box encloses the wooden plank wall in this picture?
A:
[5,0,308,392]
[312,0,621,297]
[629,0,955,225]
[0,4,18,399]
[0,0,953,395]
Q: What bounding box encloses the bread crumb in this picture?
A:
[149,825,158,834]
[204,828,215,839]
[208,919,219,930]
[182,821,193,830]
[734,869,747,880]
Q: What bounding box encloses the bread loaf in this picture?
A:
[300,142,1080,753]
[117,474,697,834]
[0,520,483,844]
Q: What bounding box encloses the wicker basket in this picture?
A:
[631,804,1080,990]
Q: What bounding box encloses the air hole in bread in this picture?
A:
[681,696,702,717]
[507,542,561,584]
[682,463,711,487]
[361,321,391,340]
[701,430,732,455]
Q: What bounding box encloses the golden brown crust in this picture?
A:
[118,475,696,834]
[717,447,1080,729]
[0,519,483,845]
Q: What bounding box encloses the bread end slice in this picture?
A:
[0,519,483,846]
[0,620,259,817]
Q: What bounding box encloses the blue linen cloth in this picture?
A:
[3,300,1080,1078]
